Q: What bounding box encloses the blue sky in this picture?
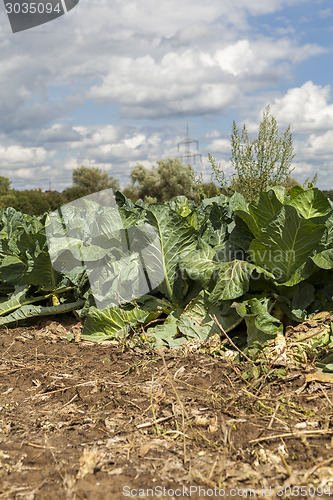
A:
[1,0,333,191]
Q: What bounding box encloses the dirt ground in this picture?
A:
[0,317,333,500]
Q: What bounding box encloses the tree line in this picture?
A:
[0,160,216,215]
[0,107,325,216]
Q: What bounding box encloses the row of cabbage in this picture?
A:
[0,186,333,368]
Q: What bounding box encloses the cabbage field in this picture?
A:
[1,185,333,498]
[0,184,333,370]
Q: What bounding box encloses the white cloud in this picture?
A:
[0,145,55,189]
[214,40,255,76]
[271,81,333,132]
[87,36,323,119]
[206,138,231,154]
[292,161,314,174]
[0,0,328,190]
[214,38,323,77]
[307,131,333,156]
[49,125,175,187]
[37,124,82,143]
[0,145,53,167]
[267,81,333,188]
[0,1,323,125]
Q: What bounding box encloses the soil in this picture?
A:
[0,317,333,500]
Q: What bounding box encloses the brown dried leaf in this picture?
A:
[306,371,333,384]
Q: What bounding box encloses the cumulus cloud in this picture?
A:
[87,36,323,119]
[3,0,318,122]
[37,124,83,144]
[206,137,231,154]
[271,81,333,132]
[0,145,54,167]
[306,131,333,156]
[266,81,333,188]
[86,51,239,118]
[0,0,328,189]
[0,145,55,188]
[45,124,178,189]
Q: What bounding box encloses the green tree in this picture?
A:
[122,185,140,203]
[0,193,17,210]
[0,176,11,195]
[72,166,119,193]
[284,176,301,193]
[200,182,221,198]
[129,164,160,202]
[129,158,199,203]
[62,186,89,203]
[0,189,67,216]
[44,190,67,211]
[210,105,295,202]
[323,190,333,202]
[63,166,120,202]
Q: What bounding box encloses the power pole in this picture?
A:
[177,124,202,165]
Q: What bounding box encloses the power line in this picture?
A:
[177,124,202,165]
[12,176,73,185]
[10,169,128,190]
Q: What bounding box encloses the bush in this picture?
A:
[210,105,295,202]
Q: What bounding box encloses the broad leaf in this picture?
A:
[0,300,85,327]
[248,190,283,229]
[229,216,254,251]
[287,188,331,219]
[210,260,274,303]
[230,192,259,237]
[25,251,61,290]
[233,297,282,346]
[0,285,29,316]
[147,314,183,348]
[177,291,243,338]
[248,206,325,283]
[144,205,198,303]
[180,245,218,289]
[311,248,333,270]
[291,282,315,321]
[82,304,160,342]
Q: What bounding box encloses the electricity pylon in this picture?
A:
[177,125,202,165]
